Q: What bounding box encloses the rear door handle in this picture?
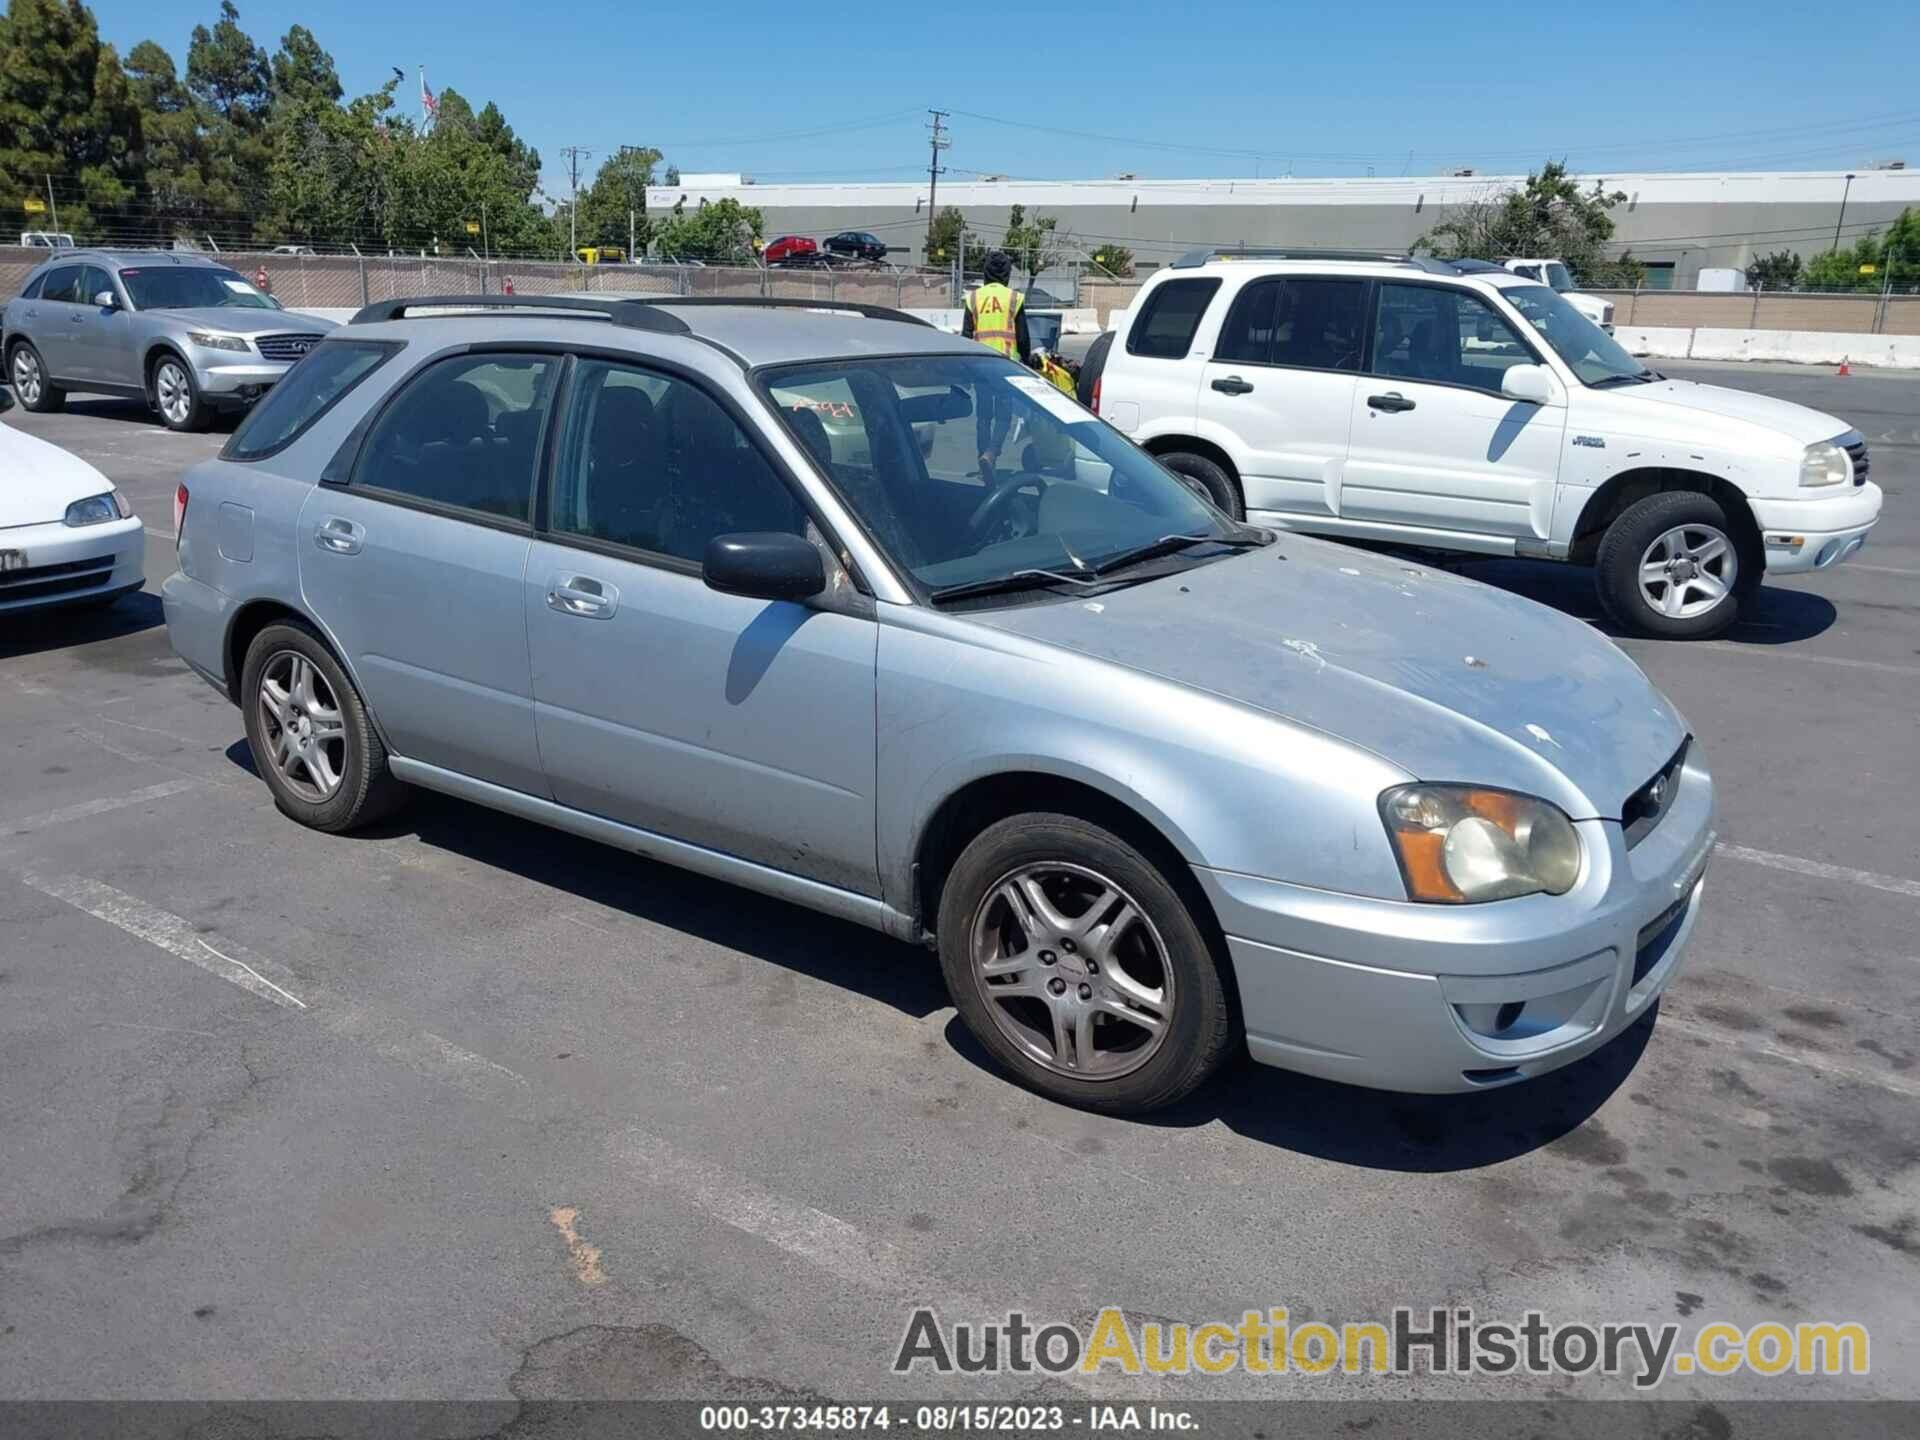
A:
[1367,392,1416,413]
[313,516,364,555]
[547,573,618,619]
[1210,376,1255,395]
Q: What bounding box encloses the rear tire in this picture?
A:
[937,813,1235,1114]
[1596,491,1747,640]
[240,620,407,833]
[8,342,65,413]
[1158,450,1244,520]
[150,354,210,433]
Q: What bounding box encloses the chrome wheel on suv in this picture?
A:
[9,343,63,413]
[153,356,206,432]
[1638,523,1737,620]
[1596,490,1750,640]
[257,650,348,802]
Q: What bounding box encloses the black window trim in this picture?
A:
[334,343,564,537]
[1208,274,1375,376]
[222,339,405,463]
[1124,276,1222,360]
[1359,277,1551,400]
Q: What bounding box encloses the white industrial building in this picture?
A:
[647,168,1919,286]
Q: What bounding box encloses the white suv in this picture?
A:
[1092,248,1881,638]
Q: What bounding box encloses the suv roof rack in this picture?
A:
[347,293,933,333]
[1168,246,1463,276]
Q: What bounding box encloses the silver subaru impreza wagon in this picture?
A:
[162,294,1714,1113]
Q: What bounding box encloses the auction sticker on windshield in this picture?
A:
[1005,373,1086,425]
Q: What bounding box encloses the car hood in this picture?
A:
[967,538,1686,818]
[142,307,336,336]
[0,422,117,526]
[1625,378,1844,446]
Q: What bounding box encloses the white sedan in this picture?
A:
[1,389,145,613]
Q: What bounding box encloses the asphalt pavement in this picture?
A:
[0,364,1915,1415]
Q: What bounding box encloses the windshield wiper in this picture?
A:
[1589,369,1658,388]
[929,567,1103,604]
[1091,530,1265,577]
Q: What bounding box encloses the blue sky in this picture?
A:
[89,1,1920,200]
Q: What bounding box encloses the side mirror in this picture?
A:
[94,290,118,310]
[703,531,825,603]
[1501,363,1556,405]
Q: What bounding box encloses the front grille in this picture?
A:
[0,553,115,602]
[1621,738,1689,850]
[254,332,324,363]
[1843,439,1869,487]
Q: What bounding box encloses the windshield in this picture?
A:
[759,354,1238,599]
[1501,284,1647,386]
[1543,262,1575,292]
[118,266,279,312]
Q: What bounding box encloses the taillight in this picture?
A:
[1090,375,1102,416]
[173,483,189,539]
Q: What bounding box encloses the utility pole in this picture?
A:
[925,110,950,262]
[45,175,58,235]
[561,145,592,261]
[1833,172,1857,254]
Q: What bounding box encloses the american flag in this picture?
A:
[420,69,438,126]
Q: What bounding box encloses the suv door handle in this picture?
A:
[313,517,364,555]
[1210,376,1255,396]
[547,574,618,619]
[1367,392,1416,413]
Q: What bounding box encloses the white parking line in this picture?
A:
[19,872,308,1009]
[1715,842,1920,901]
[1846,563,1920,577]
[1692,643,1920,678]
[3,779,199,838]
[1660,1015,1920,1101]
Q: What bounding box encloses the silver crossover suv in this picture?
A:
[3,250,335,432]
[162,295,1714,1113]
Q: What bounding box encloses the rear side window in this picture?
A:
[1216,278,1368,371]
[226,341,399,461]
[354,353,558,522]
[38,266,83,303]
[1125,278,1220,359]
[20,272,46,300]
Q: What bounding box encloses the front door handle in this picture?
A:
[547,574,618,619]
[313,516,364,555]
[1210,375,1255,396]
[1367,392,1416,413]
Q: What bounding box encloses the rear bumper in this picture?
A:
[161,567,238,696]
[1196,746,1715,1093]
[0,515,145,612]
[1751,482,1883,574]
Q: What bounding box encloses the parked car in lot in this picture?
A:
[19,231,77,250]
[163,293,1714,1112]
[1086,247,1882,638]
[2,250,337,433]
[763,235,820,267]
[824,231,889,263]
[0,386,145,613]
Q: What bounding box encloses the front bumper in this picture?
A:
[1751,481,1883,574]
[1196,745,1715,1093]
[0,514,145,613]
[190,352,295,405]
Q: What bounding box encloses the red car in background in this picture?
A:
[763,234,820,267]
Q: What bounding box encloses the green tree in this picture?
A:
[186,0,268,124]
[1744,250,1802,291]
[575,146,660,253]
[125,36,242,242]
[654,196,762,263]
[1002,202,1066,278]
[0,0,142,238]
[1802,207,1919,292]
[923,204,966,266]
[1417,160,1627,280]
[268,24,339,107]
[1089,243,1134,278]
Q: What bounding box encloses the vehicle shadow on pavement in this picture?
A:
[0,590,164,660]
[1446,556,1837,646]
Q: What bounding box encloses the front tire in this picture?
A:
[240,621,406,833]
[1596,491,1748,639]
[151,354,209,433]
[1157,450,1244,520]
[9,342,65,413]
[937,814,1235,1114]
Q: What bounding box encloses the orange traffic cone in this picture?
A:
[1837,356,1851,376]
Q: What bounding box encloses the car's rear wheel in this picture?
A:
[241,621,406,832]
[937,814,1235,1114]
[9,342,64,413]
[151,354,209,433]
[1157,450,1244,520]
[1596,491,1749,639]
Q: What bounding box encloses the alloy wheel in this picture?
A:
[968,862,1174,1080]
[155,361,193,426]
[1638,523,1737,619]
[257,650,348,802]
[11,348,41,405]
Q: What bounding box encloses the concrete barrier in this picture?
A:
[1689,328,1920,368]
[1616,326,1693,359]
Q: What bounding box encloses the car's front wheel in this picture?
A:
[151,354,209,433]
[1596,491,1750,639]
[937,814,1235,1113]
[240,621,407,832]
[9,342,65,413]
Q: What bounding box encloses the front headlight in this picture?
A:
[188,331,251,353]
[1380,785,1584,903]
[64,491,129,527]
[1799,441,1850,488]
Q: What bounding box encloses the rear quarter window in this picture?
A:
[224,340,400,462]
[1125,278,1221,359]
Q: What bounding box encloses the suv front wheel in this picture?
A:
[1596,491,1751,640]
[151,354,210,433]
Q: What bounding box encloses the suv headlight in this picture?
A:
[63,491,131,527]
[188,331,251,353]
[1799,441,1850,488]
[1380,785,1583,903]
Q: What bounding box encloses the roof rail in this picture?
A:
[348,293,934,332]
[1169,246,1464,276]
